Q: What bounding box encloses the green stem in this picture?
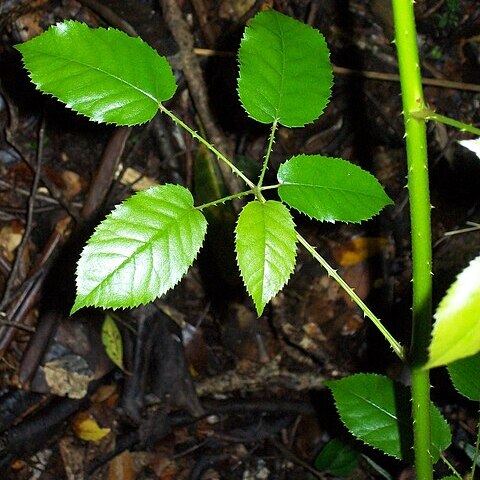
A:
[471,407,480,480]
[297,233,405,361]
[412,110,480,136]
[258,119,278,188]
[260,184,281,191]
[195,189,254,210]
[440,454,463,480]
[392,1,433,479]
[159,104,256,189]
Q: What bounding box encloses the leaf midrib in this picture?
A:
[83,206,196,302]
[28,48,160,104]
[280,182,385,199]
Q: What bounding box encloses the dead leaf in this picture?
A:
[333,237,388,267]
[119,167,157,191]
[107,451,134,480]
[61,170,83,199]
[102,315,124,370]
[43,354,94,399]
[72,411,111,442]
[0,222,24,261]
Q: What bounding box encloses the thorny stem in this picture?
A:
[297,233,405,361]
[159,104,256,189]
[195,189,254,210]
[258,119,278,188]
[440,454,463,480]
[393,1,434,479]
[412,109,480,137]
[471,408,480,480]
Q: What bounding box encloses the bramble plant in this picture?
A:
[16,3,480,479]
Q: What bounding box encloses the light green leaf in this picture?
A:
[71,184,207,313]
[238,9,333,127]
[447,353,480,401]
[459,138,480,159]
[101,315,124,370]
[426,255,480,369]
[314,439,360,476]
[16,21,177,126]
[235,200,297,316]
[278,154,393,223]
[326,373,451,461]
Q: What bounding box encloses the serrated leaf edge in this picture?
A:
[71,184,207,313]
[236,9,333,127]
[234,200,297,316]
[15,20,175,127]
[277,155,393,224]
[325,373,402,459]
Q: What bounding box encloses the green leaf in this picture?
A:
[439,477,460,480]
[426,255,480,369]
[71,184,207,313]
[447,353,480,401]
[314,439,360,476]
[237,9,333,127]
[235,200,297,316]
[101,314,124,370]
[277,155,393,223]
[16,21,177,126]
[326,373,451,461]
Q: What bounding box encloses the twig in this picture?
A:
[77,0,138,36]
[333,65,480,93]
[80,127,131,220]
[161,0,242,195]
[192,48,480,93]
[195,357,326,396]
[0,117,45,310]
[268,437,326,479]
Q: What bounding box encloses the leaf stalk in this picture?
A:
[159,104,256,189]
[297,233,405,361]
[258,119,278,188]
[412,110,480,136]
[195,189,254,210]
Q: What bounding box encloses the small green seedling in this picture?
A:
[16,6,480,479]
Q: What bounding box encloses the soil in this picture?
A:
[0,1,479,479]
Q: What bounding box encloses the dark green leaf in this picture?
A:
[235,200,297,316]
[72,184,207,313]
[314,439,360,476]
[277,154,393,223]
[238,10,333,127]
[447,353,480,401]
[326,373,451,461]
[16,21,177,125]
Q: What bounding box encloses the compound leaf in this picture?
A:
[447,353,480,401]
[235,200,297,316]
[238,9,333,127]
[326,374,451,461]
[16,21,177,126]
[278,155,393,223]
[71,184,207,313]
[426,255,480,369]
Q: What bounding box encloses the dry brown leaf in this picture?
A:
[107,451,134,480]
[0,222,24,261]
[333,237,388,267]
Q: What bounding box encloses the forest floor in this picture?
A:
[0,0,480,479]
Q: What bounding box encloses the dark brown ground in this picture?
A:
[0,1,479,479]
